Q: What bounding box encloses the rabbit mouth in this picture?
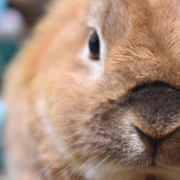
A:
[126,81,180,140]
[83,81,180,170]
[134,126,180,168]
[123,81,180,168]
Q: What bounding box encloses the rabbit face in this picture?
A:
[34,0,180,179]
[5,0,180,179]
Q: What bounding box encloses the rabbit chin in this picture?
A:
[81,159,180,180]
[70,110,180,180]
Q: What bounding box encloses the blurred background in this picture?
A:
[0,0,50,179]
[0,0,50,83]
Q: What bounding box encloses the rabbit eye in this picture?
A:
[89,31,100,60]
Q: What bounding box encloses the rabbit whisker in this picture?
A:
[73,151,106,180]
[39,145,89,180]
[63,149,99,180]
[38,140,85,179]
[87,155,112,180]
[50,150,105,180]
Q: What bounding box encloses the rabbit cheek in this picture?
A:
[80,100,153,169]
[80,82,180,173]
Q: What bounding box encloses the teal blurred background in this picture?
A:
[0,0,50,178]
[0,0,50,82]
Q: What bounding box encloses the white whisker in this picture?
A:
[73,151,106,180]
[39,144,87,180]
[50,150,104,180]
[63,150,99,180]
[87,155,111,180]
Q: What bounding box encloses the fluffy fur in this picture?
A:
[3,0,180,180]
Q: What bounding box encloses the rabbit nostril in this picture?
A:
[132,114,180,140]
[131,81,179,94]
[134,121,179,142]
[127,81,180,140]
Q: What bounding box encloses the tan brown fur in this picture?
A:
[3,0,180,180]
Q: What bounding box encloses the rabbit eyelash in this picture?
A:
[87,15,106,62]
[80,17,106,80]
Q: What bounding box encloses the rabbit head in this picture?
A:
[4,0,180,179]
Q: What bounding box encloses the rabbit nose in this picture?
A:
[128,81,180,140]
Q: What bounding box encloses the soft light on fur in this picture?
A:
[3,0,180,180]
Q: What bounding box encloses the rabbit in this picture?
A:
[2,0,180,179]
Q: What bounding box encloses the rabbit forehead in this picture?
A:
[88,0,180,32]
[88,0,127,27]
[88,0,180,56]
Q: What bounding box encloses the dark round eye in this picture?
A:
[89,32,100,60]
